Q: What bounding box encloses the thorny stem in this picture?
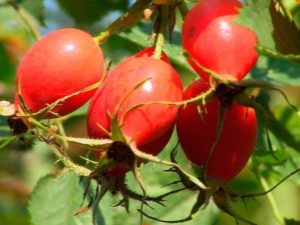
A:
[6,0,40,40]
[27,117,112,149]
[153,5,169,59]
[38,134,91,176]
[94,0,152,45]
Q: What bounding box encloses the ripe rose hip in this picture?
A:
[87,56,182,156]
[176,80,257,182]
[15,28,104,118]
[182,0,258,81]
[185,15,258,81]
[182,0,241,44]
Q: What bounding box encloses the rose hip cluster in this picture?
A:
[178,0,258,183]
[14,0,258,186]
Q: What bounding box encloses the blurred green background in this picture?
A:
[0,0,300,225]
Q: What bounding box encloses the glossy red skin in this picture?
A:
[15,28,104,118]
[182,0,241,52]
[87,57,182,155]
[90,50,176,171]
[176,80,257,182]
[184,15,258,81]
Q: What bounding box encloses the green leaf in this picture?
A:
[28,171,105,225]
[253,150,288,165]
[57,0,128,25]
[249,56,300,85]
[237,0,300,55]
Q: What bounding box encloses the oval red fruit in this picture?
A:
[15,28,104,118]
[176,80,257,182]
[182,0,241,46]
[87,56,182,155]
[183,15,258,81]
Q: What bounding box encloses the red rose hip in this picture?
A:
[15,28,104,118]
[87,56,182,155]
[182,0,258,81]
[177,80,257,182]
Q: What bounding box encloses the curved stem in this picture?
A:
[130,144,207,190]
[257,175,285,225]
[94,0,152,45]
[0,136,17,150]
[122,85,215,122]
[7,0,40,40]
[204,105,227,183]
[153,5,169,59]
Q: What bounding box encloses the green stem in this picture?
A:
[29,119,92,176]
[94,0,152,45]
[153,5,169,59]
[258,175,285,225]
[39,134,91,176]
[123,85,215,120]
[7,0,40,40]
[28,117,67,140]
[27,117,112,149]
[55,119,69,150]
[0,136,17,150]
[130,144,207,190]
